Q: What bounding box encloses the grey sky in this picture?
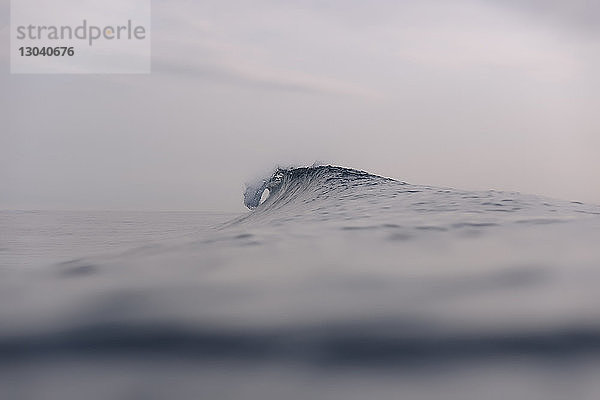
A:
[1,0,599,211]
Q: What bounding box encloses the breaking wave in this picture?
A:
[237,165,599,229]
[244,165,394,210]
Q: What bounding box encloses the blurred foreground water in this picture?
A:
[2,166,600,400]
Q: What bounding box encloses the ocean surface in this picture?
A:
[2,165,600,400]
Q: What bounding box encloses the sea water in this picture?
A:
[2,165,600,400]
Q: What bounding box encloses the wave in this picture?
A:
[244,165,395,210]
[237,165,600,228]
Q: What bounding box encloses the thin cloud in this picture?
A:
[487,0,600,33]
[153,57,378,97]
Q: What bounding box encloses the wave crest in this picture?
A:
[243,165,393,210]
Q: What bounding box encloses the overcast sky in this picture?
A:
[1,0,599,211]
